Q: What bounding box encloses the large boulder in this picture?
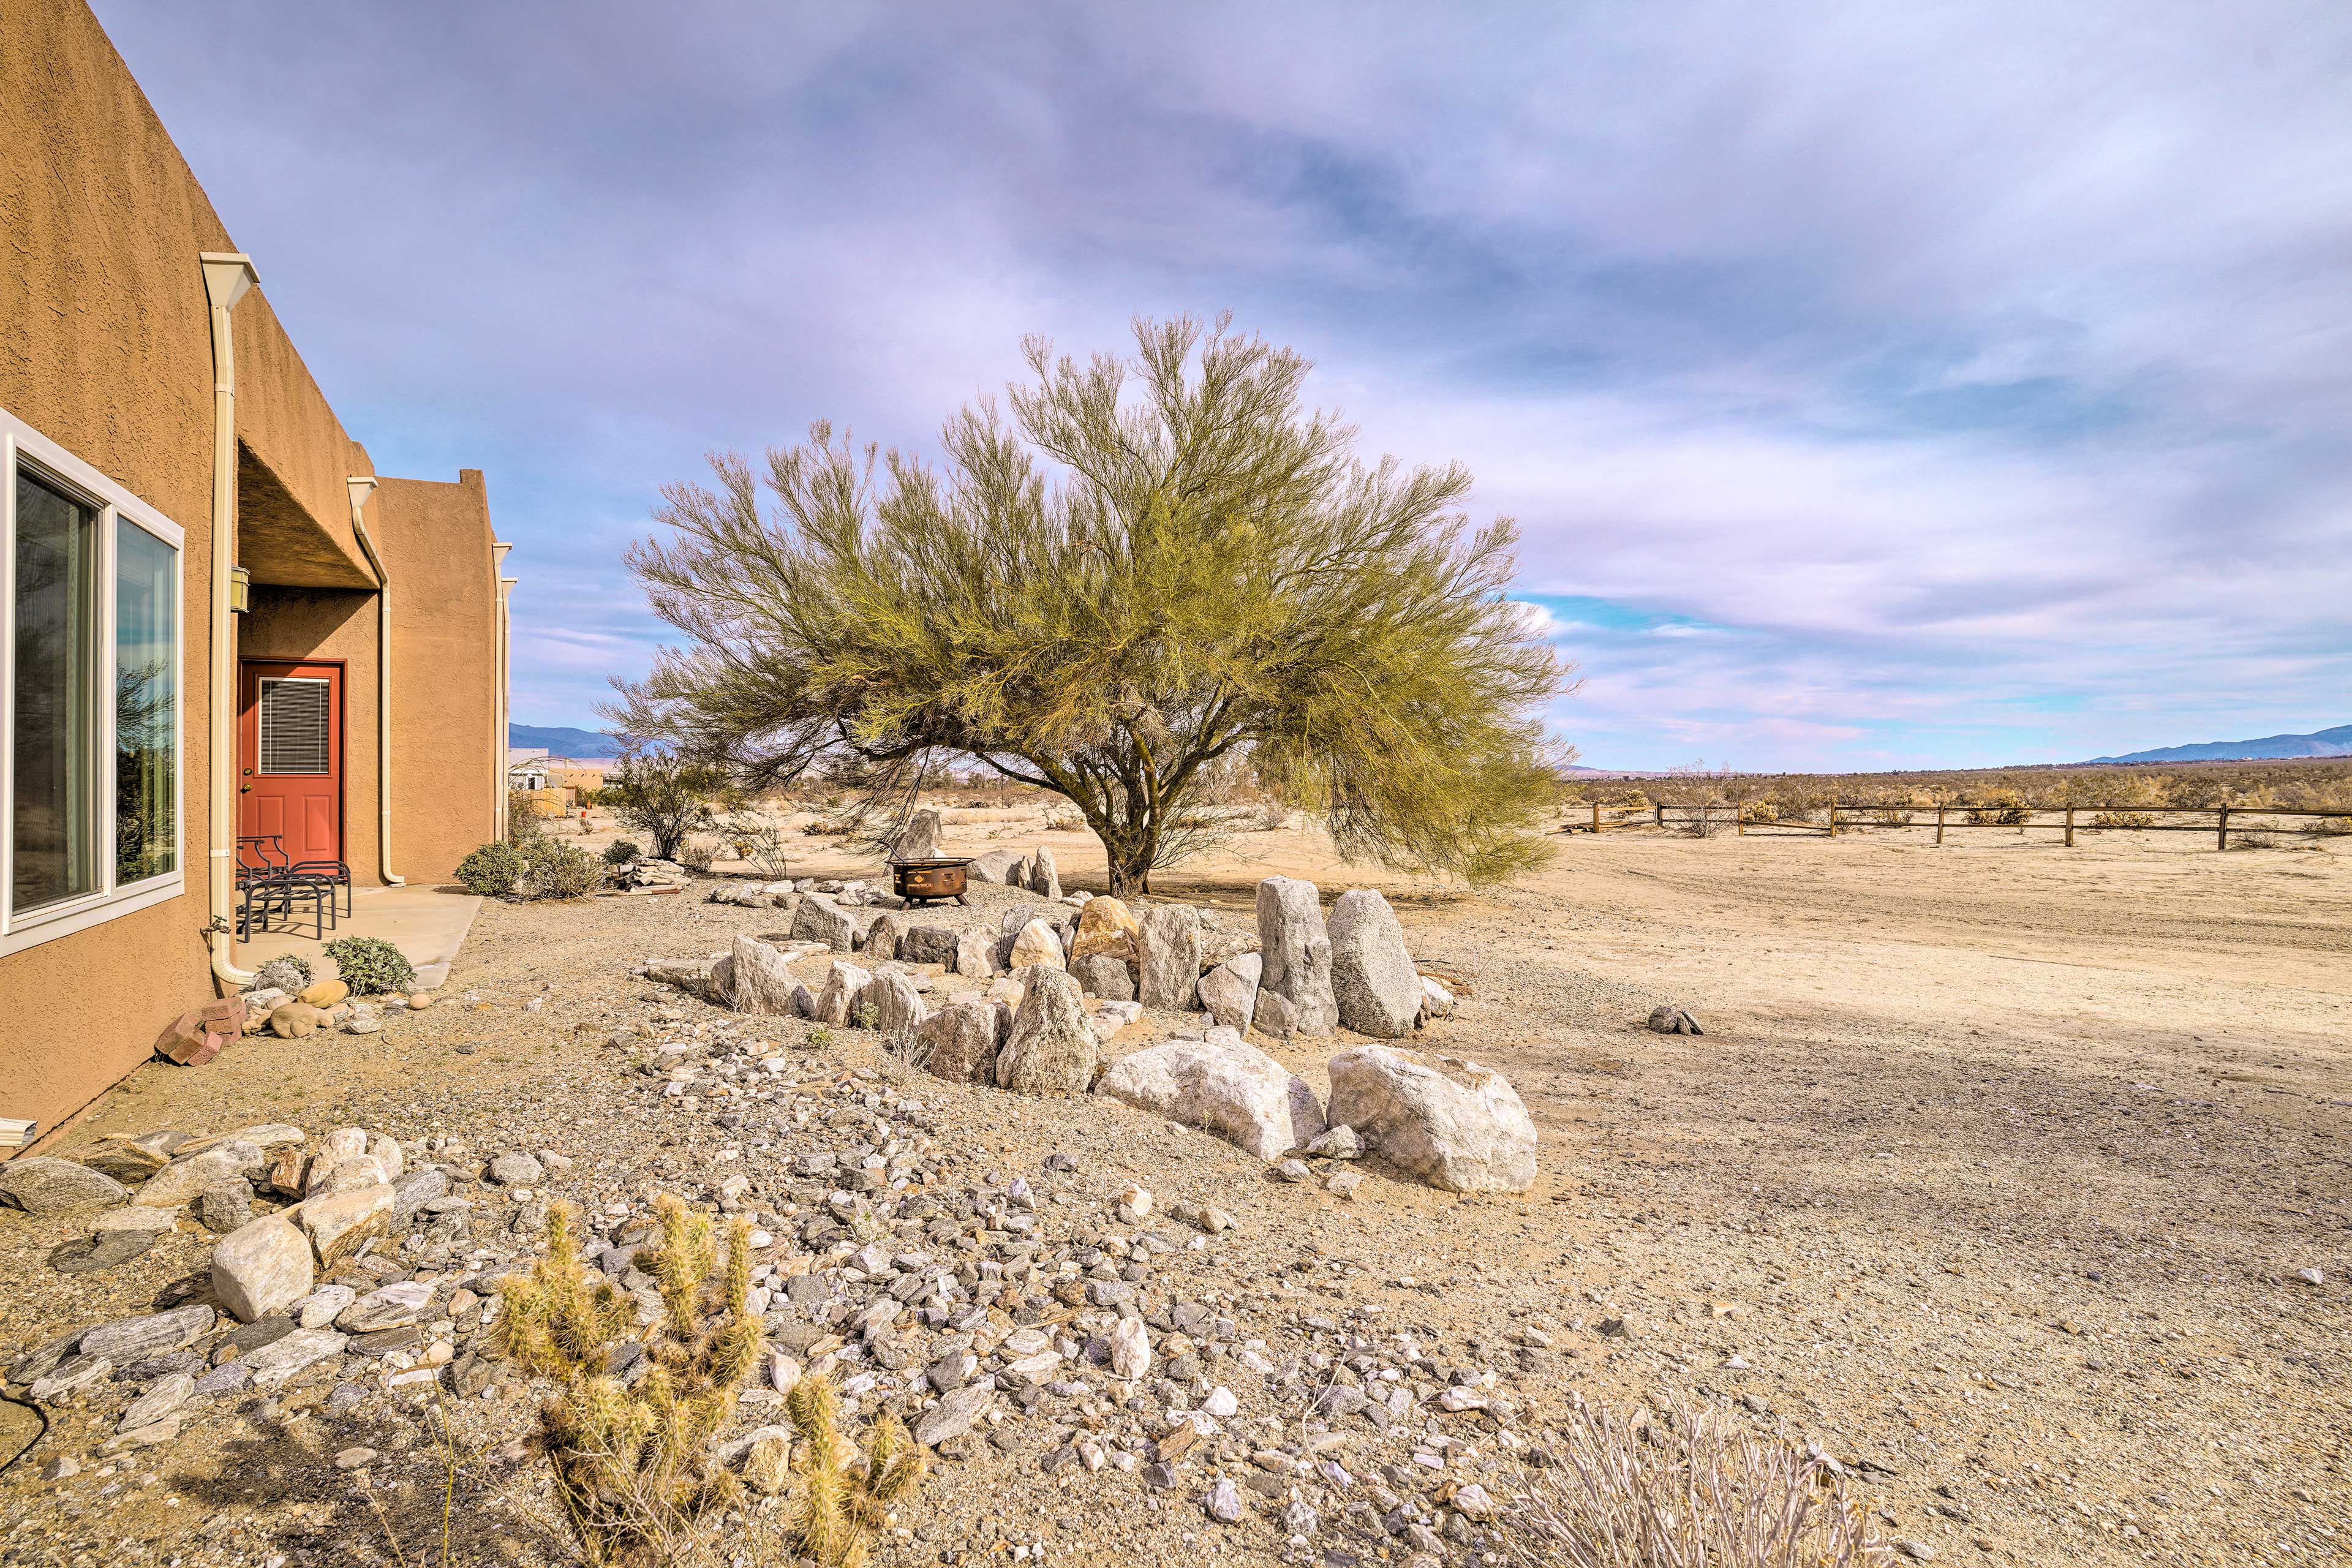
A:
[1097,1034,1325,1160]
[790,895,857,951]
[967,848,1025,885]
[1008,919,1065,972]
[1024,847,1063,899]
[0,1157,128,1214]
[1327,889,1421,1038]
[890,809,944,864]
[729,935,800,1016]
[1070,953,1134,1001]
[912,1001,1003,1084]
[1198,953,1262,1033]
[954,930,1003,979]
[899,925,960,967]
[1256,876,1337,1035]
[1324,1046,1537,1193]
[993,968,1099,1096]
[136,1144,260,1208]
[299,1185,396,1267]
[862,913,908,963]
[813,962,873,1028]
[865,969,927,1043]
[213,1215,316,1322]
[1137,905,1203,1011]
[1071,897,1142,963]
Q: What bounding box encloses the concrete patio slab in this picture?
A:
[238,886,482,991]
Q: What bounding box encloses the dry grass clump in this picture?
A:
[2090,809,2157,829]
[1869,807,1914,826]
[1964,789,2031,826]
[1504,1396,1893,1568]
[494,1197,764,1566]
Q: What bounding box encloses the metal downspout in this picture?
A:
[198,254,258,990]
[348,477,401,885]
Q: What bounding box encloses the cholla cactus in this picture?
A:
[496,1196,764,1566]
[784,1371,926,1568]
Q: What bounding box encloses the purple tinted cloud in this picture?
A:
[92,0,2352,768]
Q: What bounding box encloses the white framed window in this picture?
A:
[1,407,186,957]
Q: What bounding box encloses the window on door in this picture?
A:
[3,407,185,956]
[258,677,333,774]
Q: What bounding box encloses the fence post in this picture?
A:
[1936,804,1945,846]
[2064,804,2075,848]
[2217,804,2229,851]
[1593,801,1600,834]
[1655,803,1664,829]
[1827,801,1837,839]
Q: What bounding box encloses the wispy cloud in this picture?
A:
[94,0,2352,766]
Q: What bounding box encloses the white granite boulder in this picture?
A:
[212,1215,316,1322]
[1256,876,1336,1035]
[1324,1045,1536,1193]
[729,933,801,1015]
[1328,888,1421,1038]
[1098,1033,1325,1160]
[1198,953,1261,1033]
[1137,904,1202,1011]
[994,967,1099,1095]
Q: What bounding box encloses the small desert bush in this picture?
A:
[1503,1396,1892,1568]
[2090,809,2157,830]
[1965,789,2031,826]
[1738,802,1779,824]
[723,816,793,880]
[506,788,546,842]
[676,838,718,873]
[322,935,417,996]
[1870,807,1913,826]
[517,837,603,900]
[603,839,644,865]
[1609,788,1651,810]
[456,839,526,897]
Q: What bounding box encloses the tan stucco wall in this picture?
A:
[240,587,384,887]
[375,472,502,884]
[1,0,232,1141]
[0,2,503,1144]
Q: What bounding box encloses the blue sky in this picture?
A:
[98,1,2352,771]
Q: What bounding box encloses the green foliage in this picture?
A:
[457,839,526,897]
[675,838,717,873]
[612,314,1569,896]
[603,839,644,865]
[783,1372,926,1567]
[494,1196,764,1566]
[517,837,603,900]
[322,936,416,996]
[605,753,733,860]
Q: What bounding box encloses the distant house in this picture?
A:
[2,2,515,1144]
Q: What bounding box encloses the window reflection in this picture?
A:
[12,470,100,910]
[117,519,177,883]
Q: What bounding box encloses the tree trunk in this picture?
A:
[1098,817,1158,901]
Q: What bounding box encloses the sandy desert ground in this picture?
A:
[2,809,2345,1566]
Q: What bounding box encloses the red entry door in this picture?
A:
[239,661,344,866]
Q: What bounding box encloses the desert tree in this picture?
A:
[609,314,1571,897]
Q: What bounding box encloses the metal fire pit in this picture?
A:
[892,857,970,906]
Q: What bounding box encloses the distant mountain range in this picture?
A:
[2086,723,2352,764]
[510,724,626,758]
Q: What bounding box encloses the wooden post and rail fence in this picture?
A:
[1560,801,2352,847]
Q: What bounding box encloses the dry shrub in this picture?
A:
[2090,809,2157,829]
[1738,802,1779,824]
[1870,808,1913,826]
[1610,788,1651,810]
[675,838,718,872]
[1965,789,2031,826]
[1505,1396,1892,1568]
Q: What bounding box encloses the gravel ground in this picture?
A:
[2,816,2346,1567]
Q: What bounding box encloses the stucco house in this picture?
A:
[1,0,516,1145]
